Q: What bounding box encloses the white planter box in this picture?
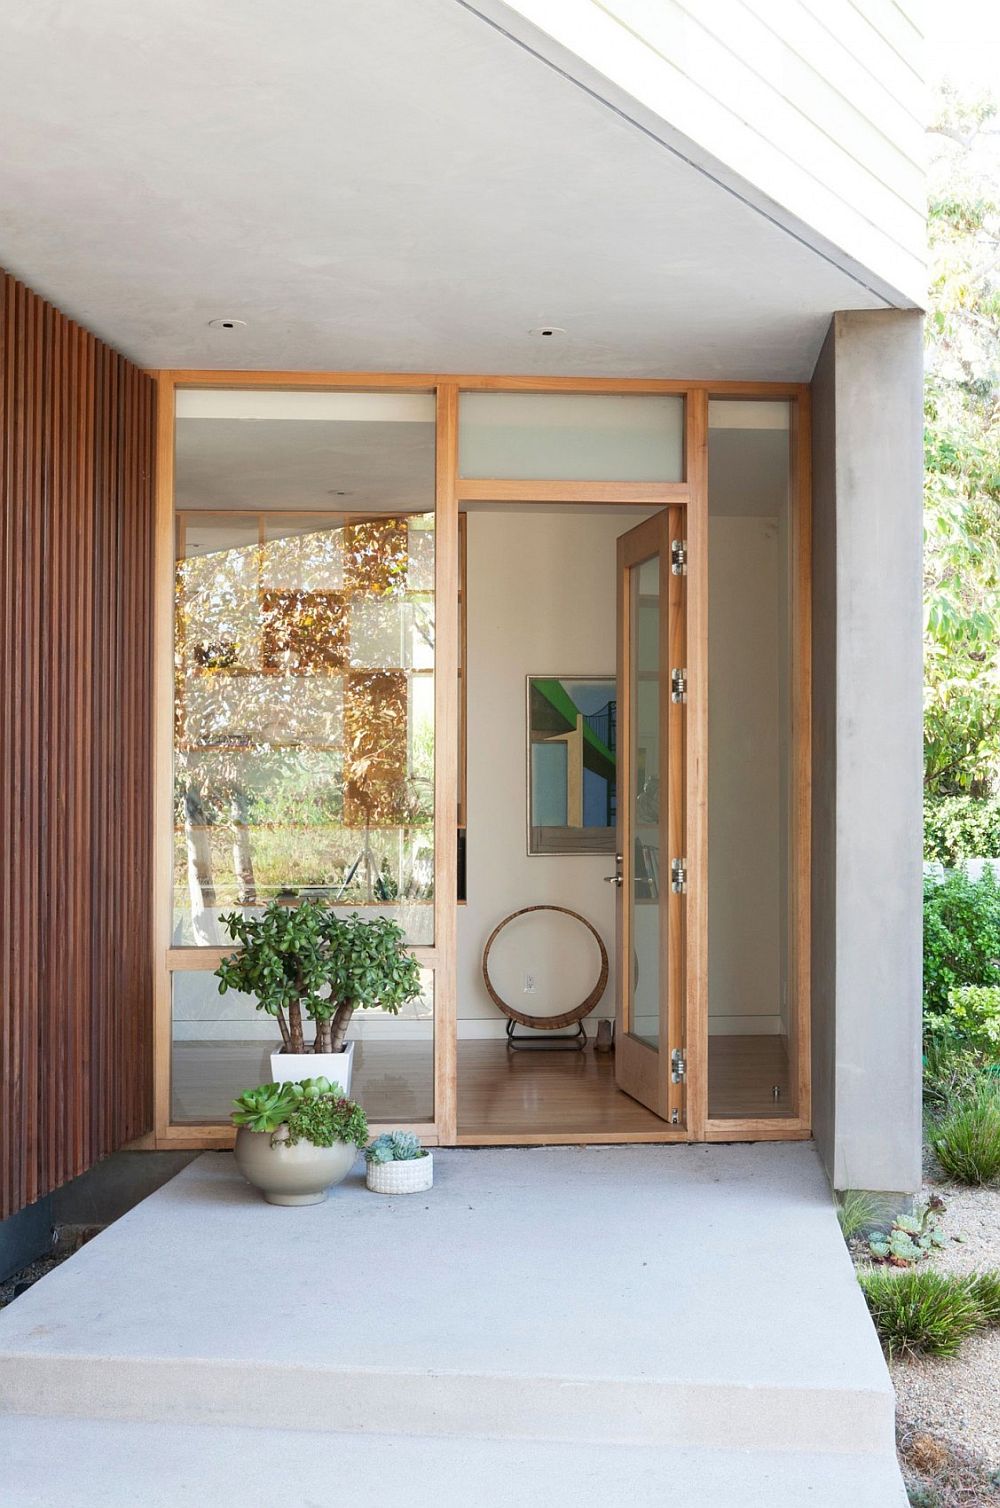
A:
[366,1152,433,1195]
[270,1040,354,1095]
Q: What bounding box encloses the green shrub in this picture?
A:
[924,797,1000,866]
[923,866,1000,1015]
[946,985,1000,1059]
[858,1268,983,1358]
[966,1270,1000,1326]
[922,1032,989,1108]
[932,1089,1000,1184]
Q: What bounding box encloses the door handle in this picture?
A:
[604,854,624,886]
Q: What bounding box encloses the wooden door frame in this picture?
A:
[149,370,810,1149]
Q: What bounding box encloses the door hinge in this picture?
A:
[670,539,687,575]
[670,667,687,703]
[670,857,687,893]
[670,1107,680,1124]
[671,1048,686,1084]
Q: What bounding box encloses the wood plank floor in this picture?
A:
[171,1034,794,1133]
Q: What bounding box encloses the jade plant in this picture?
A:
[365,1130,427,1165]
[232,1077,369,1149]
[216,899,422,1056]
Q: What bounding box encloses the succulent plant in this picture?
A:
[867,1199,947,1267]
[365,1130,427,1164]
[232,1078,367,1150]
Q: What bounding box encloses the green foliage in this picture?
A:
[923,93,1000,797]
[858,1268,984,1358]
[231,1081,301,1133]
[923,797,1000,863]
[922,867,1000,1015]
[923,1031,992,1109]
[945,984,1000,1058]
[285,1094,368,1151]
[231,1077,368,1150]
[323,913,423,1015]
[966,1269,1000,1326]
[365,1130,427,1165]
[215,900,423,1055]
[932,1087,1000,1184]
[216,899,347,1027]
[868,1200,947,1267]
[837,1190,887,1241]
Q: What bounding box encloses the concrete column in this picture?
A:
[811,310,924,1196]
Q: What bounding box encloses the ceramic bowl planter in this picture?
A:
[364,1130,433,1194]
[366,1150,433,1195]
[231,1079,369,1207]
[271,1040,355,1095]
[235,1127,357,1206]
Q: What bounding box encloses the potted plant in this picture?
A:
[231,1077,369,1206]
[365,1130,433,1194]
[216,899,423,1092]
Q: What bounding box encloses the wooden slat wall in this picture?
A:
[0,270,155,1219]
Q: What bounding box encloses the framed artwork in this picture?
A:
[526,676,617,855]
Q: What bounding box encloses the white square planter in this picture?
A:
[270,1040,354,1096]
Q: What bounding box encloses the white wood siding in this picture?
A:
[485,0,926,306]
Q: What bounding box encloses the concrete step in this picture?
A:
[0,1146,897,1459]
[2,1416,909,1507]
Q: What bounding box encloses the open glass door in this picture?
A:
[613,509,687,1124]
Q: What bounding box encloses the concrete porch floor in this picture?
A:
[0,1143,907,1505]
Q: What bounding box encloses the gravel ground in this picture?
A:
[890,1178,1000,1499]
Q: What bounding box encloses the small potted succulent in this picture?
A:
[216,899,423,1094]
[231,1077,368,1206]
[365,1130,433,1194]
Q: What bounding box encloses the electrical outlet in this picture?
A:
[523,973,536,994]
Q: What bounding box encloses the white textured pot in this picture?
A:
[366,1152,434,1195]
[270,1040,354,1095]
[234,1127,358,1206]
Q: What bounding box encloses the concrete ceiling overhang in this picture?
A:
[0,0,889,379]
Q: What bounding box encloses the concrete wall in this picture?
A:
[484,0,925,307]
[811,309,924,1195]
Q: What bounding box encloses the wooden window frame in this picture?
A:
[151,371,811,1148]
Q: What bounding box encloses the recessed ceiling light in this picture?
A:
[207,317,247,330]
[528,326,566,338]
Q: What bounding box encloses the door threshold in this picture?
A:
[454,1129,691,1146]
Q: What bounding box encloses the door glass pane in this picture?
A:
[629,554,661,1047]
[707,399,793,1118]
[171,389,436,947]
[459,392,684,480]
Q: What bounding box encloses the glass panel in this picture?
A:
[170,967,434,1124]
[172,389,436,947]
[459,392,684,480]
[707,399,793,1118]
[629,554,661,1047]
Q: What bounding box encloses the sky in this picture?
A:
[923,0,1000,90]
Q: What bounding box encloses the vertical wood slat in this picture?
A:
[0,268,155,1220]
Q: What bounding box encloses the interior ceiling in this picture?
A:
[0,0,887,381]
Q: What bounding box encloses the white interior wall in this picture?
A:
[458,508,649,1034]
